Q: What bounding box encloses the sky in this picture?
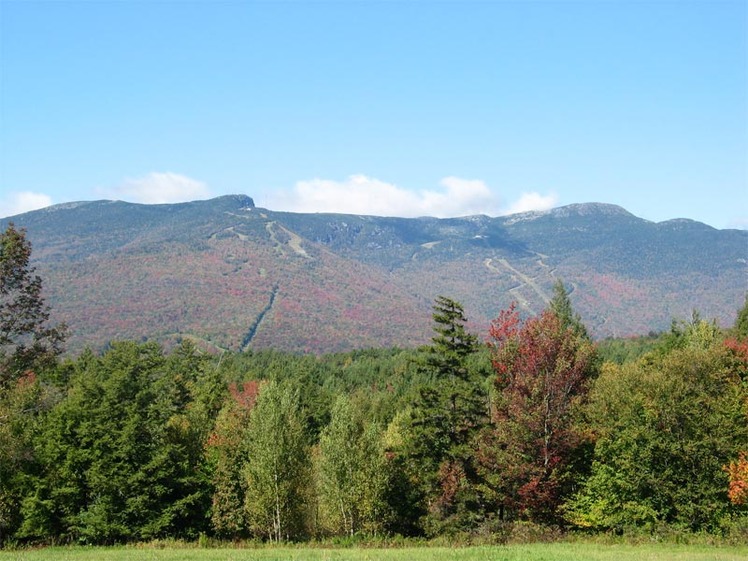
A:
[0,1,746,228]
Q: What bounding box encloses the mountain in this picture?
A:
[2,195,746,354]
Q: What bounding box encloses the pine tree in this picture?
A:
[734,293,748,340]
[549,279,588,339]
[18,342,213,543]
[426,296,479,380]
[405,297,488,534]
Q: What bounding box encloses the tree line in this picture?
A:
[1,223,747,546]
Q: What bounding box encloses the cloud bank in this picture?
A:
[265,175,557,218]
[0,191,53,218]
[100,172,211,204]
[505,192,559,215]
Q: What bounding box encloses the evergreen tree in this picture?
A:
[549,279,588,339]
[734,293,748,340]
[19,342,212,543]
[405,297,488,534]
[425,296,479,380]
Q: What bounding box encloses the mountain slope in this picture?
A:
[2,195,746,354]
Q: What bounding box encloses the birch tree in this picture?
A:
[243,380,310,541]
[317,395,389,536]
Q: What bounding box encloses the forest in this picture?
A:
[1,223,747,547]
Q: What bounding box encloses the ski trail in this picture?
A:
[241,286,278,352]
[265,221,311,258]
[484,257,552,312]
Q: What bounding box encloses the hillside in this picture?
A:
[2,195,746,354]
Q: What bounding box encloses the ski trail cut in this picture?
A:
[241,286,278,351]
[484,257,552,313]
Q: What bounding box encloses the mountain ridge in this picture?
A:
[2,196,745,354]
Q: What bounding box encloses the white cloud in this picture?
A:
[264,174,557,218]
[0,191,53,218]
[437,177,502,216]
[100,172,211,204]
[267,175,462,217]
[505,191,558,215]
[727,216,748,230]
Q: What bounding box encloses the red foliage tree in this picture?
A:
[478,305,597,523]
[724,337,748,381]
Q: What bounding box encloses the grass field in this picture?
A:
[2,543,747,561]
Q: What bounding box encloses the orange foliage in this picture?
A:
[229,380,261,410]
[725,452,748,505]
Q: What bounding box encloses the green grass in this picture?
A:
[2,543,747,561]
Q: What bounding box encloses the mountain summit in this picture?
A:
[3,196,745,354]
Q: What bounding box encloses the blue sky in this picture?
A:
[1,1,746,228]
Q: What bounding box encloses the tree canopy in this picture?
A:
[1,268,746,545]
[0,224,65,388]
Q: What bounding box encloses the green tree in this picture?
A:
[565,329,748,532]
[425,296,479,379]
[316,395,390,536]
[0,223,66,541]
[734,293,748,340]
[0,223,65,388]
[19,342,213,543]
[405,296,488,534]
[137,342,216,539]
[0,371,47,545]
[549,279,589,339]
[243,380,310,541]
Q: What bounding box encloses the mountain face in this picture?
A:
[2,195,746,354]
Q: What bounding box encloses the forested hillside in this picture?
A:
[1,195,745,354]
[1,224,747,545]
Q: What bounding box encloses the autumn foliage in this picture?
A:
[1,285,747,544]
[726,453,748,506]
[480,304,597,523]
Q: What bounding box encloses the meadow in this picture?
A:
[2,543,748,561]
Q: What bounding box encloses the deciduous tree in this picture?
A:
[0,224,65,388]
[0,371,45,545]
[565,328,748,532]
[317,395,390,536]
[243,380,310,541]
[480,303,597,523]
[726,453,748,506]
[207,379,259,538]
